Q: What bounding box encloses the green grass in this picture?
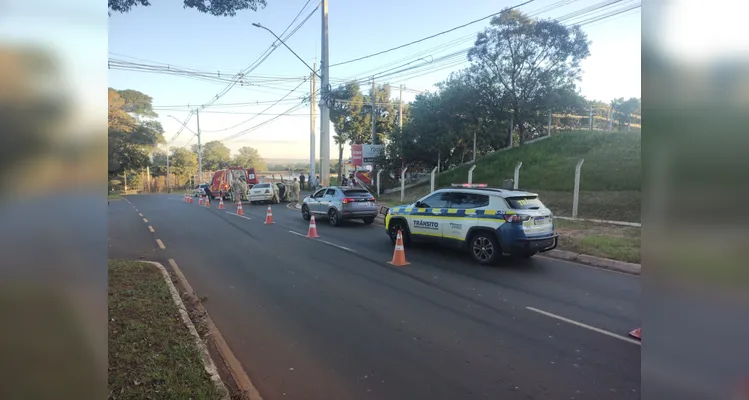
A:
[108,193,121,200]
[378,130,641,222]
[108,260,223,400]
[436,130,641,191]
[554,219,641,263]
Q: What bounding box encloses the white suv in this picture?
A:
[383,184,558,264]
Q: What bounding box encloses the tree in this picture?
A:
[200,140,232,171]
[232,146,267,170]
[151,151,168,177]
[169,147,198,187]
[611,97,641,130]
[109,0,266,17]
[468,9,590,144]
[108,88,164,178]
[329,82,369,179]
[116,89,157,118]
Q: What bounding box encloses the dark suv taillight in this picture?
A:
[503,214,530,223]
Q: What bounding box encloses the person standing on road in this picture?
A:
[292,178,300,202]
[299,173,306,190]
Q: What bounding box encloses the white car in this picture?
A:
[248,182,278,204]
[192,183,210,197]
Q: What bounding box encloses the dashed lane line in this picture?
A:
[143,218,149,223]
[148,226,155,233]
[526,306,641,346]
[288,230,356,253]
[156,239,166,249]
[226,212,252,221]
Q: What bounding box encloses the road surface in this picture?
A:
[109,194,641,400]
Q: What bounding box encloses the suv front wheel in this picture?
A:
[468,231,500,265]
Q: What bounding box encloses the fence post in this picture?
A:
[572,158,585,218]
[513,162,522,189]
[547,110,552,136]
[468,165,476,184]
[400,167,408,202]
[376,169,383,196]
[430,166,438,192]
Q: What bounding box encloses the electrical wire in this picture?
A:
[200,78,308,133]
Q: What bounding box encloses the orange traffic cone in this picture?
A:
[387,230,410,266]
[218,197,225,209]
[307,215,319,238]
[199,196,204,205]
[205,197,211,208]
[237,201,244,216]
[629,327,641,340]
[264,205,274,224]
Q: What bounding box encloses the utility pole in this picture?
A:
[371,77,377,144]
[589,106,593,131]
[399,84,403,130]
[166,146,170,192]
[196,108,203,183]
[319,0,330,186]
[309,62,317,182]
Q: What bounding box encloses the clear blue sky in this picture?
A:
[108,0,641,160]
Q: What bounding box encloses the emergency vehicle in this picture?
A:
[382,184,558,264]
[209,167,260,200]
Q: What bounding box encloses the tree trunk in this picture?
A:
[515,109,525,145]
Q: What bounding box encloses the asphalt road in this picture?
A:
[109,194,641,400]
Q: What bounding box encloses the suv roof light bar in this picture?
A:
[451,183,488,188]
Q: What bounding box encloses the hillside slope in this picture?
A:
[383,130,642,222]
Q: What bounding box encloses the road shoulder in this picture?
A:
[108,259,229,399]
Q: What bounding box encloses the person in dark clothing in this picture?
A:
[203,186,213,200]
[299,174,306,190]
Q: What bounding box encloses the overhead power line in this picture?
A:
[329,0,535,67]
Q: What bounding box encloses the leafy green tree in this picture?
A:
[611,97,641,130]
[199,140,232,170]
[169,147,198,187]
[109,0,266,16]
[108,88,164,179]
[329,81,369,179]
[468,9,590,144]
[232,146,267,170]
[116,89,158,118]
[151,151,168,176]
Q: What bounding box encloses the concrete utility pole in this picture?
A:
[196,108,202,183]
[166,146,170,192]
[320,0,330,186]
[371,77,377,144]
[309,62,317,180]
[399,84,403,130]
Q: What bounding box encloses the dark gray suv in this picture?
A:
[301,186,378,226]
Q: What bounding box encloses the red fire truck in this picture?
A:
[209,167,259,200]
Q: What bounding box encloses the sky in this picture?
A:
[106,0,642,162]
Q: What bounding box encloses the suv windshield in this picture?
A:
[505,195,545,210]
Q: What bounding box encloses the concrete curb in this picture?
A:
[372,215,640,275]
[143,261,230,400]
[166,259,263,400]
[543,250,641,275]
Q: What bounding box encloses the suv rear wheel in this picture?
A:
[328,209,341,226]
[468,231,500,265]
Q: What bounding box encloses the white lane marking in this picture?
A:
[288,230,356,253]
[138,213,143,217]
[226,212,252,221]
[143,218,149,223]
[156,239,166,249]
[148,226,155,233]
[526,306,641,346]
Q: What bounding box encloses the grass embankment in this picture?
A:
[378,130,642,263]
[108,260,224,400]
[108,193,121,200]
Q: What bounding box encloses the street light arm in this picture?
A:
[166,114,198,136]
[252,23,322,80]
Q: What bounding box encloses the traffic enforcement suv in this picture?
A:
[382,184,558,264]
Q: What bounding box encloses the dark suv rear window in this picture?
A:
[343,189,370,197]
[506,196,545,210]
